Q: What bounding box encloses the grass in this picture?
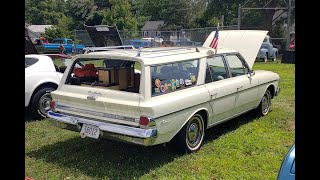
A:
[25,60,295,180]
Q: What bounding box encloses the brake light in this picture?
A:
[139,115,150,127]
[50,101,56,111]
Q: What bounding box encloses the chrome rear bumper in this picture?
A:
[47,111,157,146]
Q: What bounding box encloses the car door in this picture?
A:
[204,55,240,126]
[224,53,259,114]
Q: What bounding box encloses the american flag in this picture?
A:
[209,30,219,51]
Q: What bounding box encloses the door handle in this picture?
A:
[237,86,243,90]
[210,92,218,97]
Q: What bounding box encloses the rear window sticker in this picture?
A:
[155,79,161,88]
[185,79,192,86]
[190,75,196,83]
[160,85,166,92]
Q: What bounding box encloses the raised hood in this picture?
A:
[203,30,268,68]
[84,24,123,47]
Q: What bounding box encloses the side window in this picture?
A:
[151,59,199,96]
[205,56,228,83]
[226,54,249,77]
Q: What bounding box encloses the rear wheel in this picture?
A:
[173,113,205,153]
[256,89,272,116]
[30,87,55,119]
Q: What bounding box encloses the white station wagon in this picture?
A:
[48,30,280,153]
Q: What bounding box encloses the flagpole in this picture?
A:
[215,23,219,54]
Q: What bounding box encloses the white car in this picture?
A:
[47,30,280,153]
[25,54,64,119]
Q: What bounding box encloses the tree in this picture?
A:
[42,26,75,42]
[135,0,193,30]
[65,0,98,30]
[25,0,66,25]
[101,0,138,37]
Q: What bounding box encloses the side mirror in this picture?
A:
[247,70,255,78]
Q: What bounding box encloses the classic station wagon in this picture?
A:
[48,30,280,153]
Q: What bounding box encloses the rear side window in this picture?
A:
[151,59,199,96]
[25,57,39,68]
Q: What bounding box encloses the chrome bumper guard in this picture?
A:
[47,111,157,146]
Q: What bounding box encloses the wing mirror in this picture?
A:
[247,70,255,77]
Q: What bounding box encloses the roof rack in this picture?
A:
[135,47,199,57]
[84,45,135,54]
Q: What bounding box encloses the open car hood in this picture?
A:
[203,30,268,69]
[84,25,123,47]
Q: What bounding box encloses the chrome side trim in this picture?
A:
[56,104,138,122]
[48,111,157,138]
[208,108,253,128]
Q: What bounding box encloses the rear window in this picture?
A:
[25,57,39,68]
[151,59,199,96]
[65,58,141,93]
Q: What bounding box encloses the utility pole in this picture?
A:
[286,0,292,50]
[238,4,241,30]
[221,15,224,30]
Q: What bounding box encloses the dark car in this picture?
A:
[277,144,295,180]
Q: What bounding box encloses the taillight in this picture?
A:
[139,115,150,128]
[50,100,56,111]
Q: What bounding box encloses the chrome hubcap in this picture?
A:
[39,93,52,116]
[186,116,203,149]
[261,93,270,114]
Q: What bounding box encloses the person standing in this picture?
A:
[59,44,67,55]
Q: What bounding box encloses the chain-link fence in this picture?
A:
[74,25,287,54]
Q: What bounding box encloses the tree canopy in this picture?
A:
[25,0,294,39]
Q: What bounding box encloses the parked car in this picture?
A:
[256,35,278,62]
[47,30,280,153]
[35,38,86,54]
[277,144,295,180]
[25,54,69,119]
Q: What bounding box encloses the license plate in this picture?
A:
[80,124,100,139]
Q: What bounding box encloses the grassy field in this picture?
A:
[25,60,295,180]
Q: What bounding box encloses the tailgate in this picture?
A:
[51,85,141,127]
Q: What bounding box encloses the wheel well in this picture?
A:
[29,82,58,106]
[267,85,275,99]
[197,110,208,129]
[266,52,269,58]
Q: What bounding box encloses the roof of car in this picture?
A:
[75,47,238,66]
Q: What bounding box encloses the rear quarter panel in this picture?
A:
[139,85,212,145]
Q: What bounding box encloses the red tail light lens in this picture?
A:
[139,115,150,127]
[50,101,56,111]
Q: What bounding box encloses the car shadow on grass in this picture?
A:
[26,110,262,179]
[26,135,180,179]
[203,110,260,144]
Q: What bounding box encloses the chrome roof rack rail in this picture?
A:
[84,45,135,54]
